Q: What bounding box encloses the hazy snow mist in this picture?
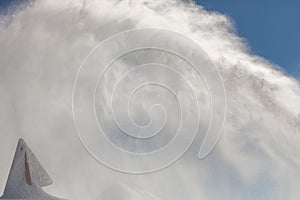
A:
[0,0,299,200]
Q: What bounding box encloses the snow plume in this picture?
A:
[0,0,300,200]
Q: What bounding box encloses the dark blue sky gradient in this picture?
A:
[197,0,300,79]
[0,0,28,14]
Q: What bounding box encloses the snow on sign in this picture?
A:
[0,139,66,200]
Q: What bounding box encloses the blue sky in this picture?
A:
[1,0,299,79]
[197,0,300,79]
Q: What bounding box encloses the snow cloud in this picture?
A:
[0,0,299,199]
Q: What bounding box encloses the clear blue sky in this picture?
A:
[197,0,300,79]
